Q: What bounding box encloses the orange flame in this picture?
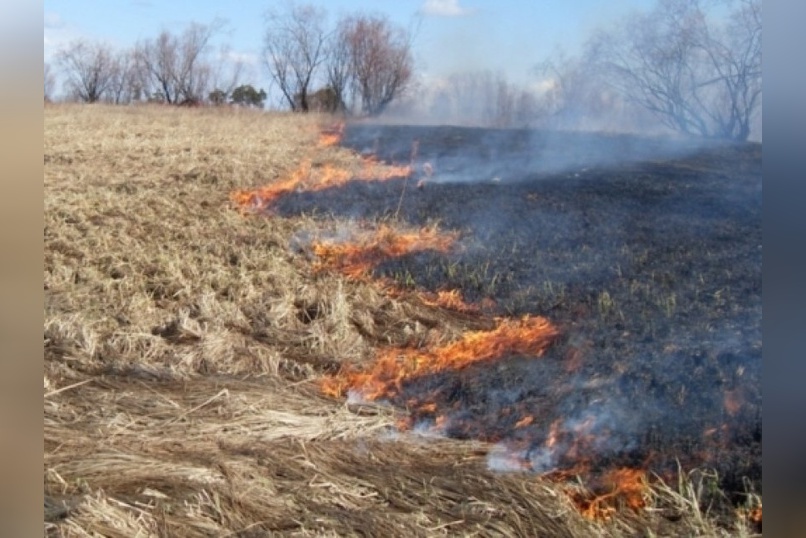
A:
[572,468,649,520]
[230,158,412,212]
[419,289,479,313]
[356,155,412,181]
[747,504,762,526]
[321,315,559,400]
[312,224,458,280]
[230,124,413,211]
[230,161,313,209]
[318,122,345,147]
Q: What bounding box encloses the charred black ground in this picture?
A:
[274,124,762,502]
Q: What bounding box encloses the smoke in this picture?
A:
[384,1,762,143]
[526,400,642,473]
[342,123,719,188]
[263,117,760,490]
[382,66,677,139]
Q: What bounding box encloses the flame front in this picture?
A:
[318,122,345,147]
[230,156,413,212]
[312,224,458,280]
[230,123,675,524]
[321,316,559,400]
[231,123,413,214]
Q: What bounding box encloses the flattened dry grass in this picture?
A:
[45,105,759,537]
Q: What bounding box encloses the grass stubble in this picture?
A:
[44,105,760,537]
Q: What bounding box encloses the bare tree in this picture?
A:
[136,20,224,104]
[136,30,180,103]
[126,50,152,102]
[325,17,353,112]
[56,39,117,103]
[175,22,223,103]
[44,62,56,102]
[589,0,761,141]
[105,49,139,104]
[208,45,245,100]
[263,2,328,112]
[439,71,517,127]
[513,89,539,128]
[340,14,414,116]
[533,48,624,130]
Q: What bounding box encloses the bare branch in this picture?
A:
[588,0,761,141]
[340,13,414,116]
[263,2,328,112]
[135,20,224,104]
[56,39,117,103]
[44,62,56,102]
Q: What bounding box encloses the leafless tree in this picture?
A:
[136,20,224,104]
[340,14,414,116]
[439,71,518,127]
[136,31,180,103]
[325,17,353,112]
[589,0,761,141]
[44,62,56,102]
[105,49,139,104]
[263,2,328,112]
[533,48,621,129]
[208,45,246,99]
[126,51,152,102]
[56,39,117,103]
[513,88,539,128]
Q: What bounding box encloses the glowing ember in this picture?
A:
[723,388,742,416]
[514,415,534,428]
[321,315,558,400]
[312,224,459,280]
[745,504,762,527]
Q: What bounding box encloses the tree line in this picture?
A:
[47,19,248,107]
[46,0,761,141]
[46,5,415,116]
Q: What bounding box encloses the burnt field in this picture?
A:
[274,124,762,501]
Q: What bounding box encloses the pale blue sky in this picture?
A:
[44,0,654,90]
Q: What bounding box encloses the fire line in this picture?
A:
[231,122,665,523]
[320,315,559,401]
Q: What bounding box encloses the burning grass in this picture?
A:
[321,315,558,401]
[45,104,761,537]
[311,223,458,280]
[231,156,411,213]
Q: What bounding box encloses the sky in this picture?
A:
[44,0,655,93]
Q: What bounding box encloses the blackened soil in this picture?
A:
[275,124,762,500]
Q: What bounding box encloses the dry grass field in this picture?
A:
[44,105,760,537]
